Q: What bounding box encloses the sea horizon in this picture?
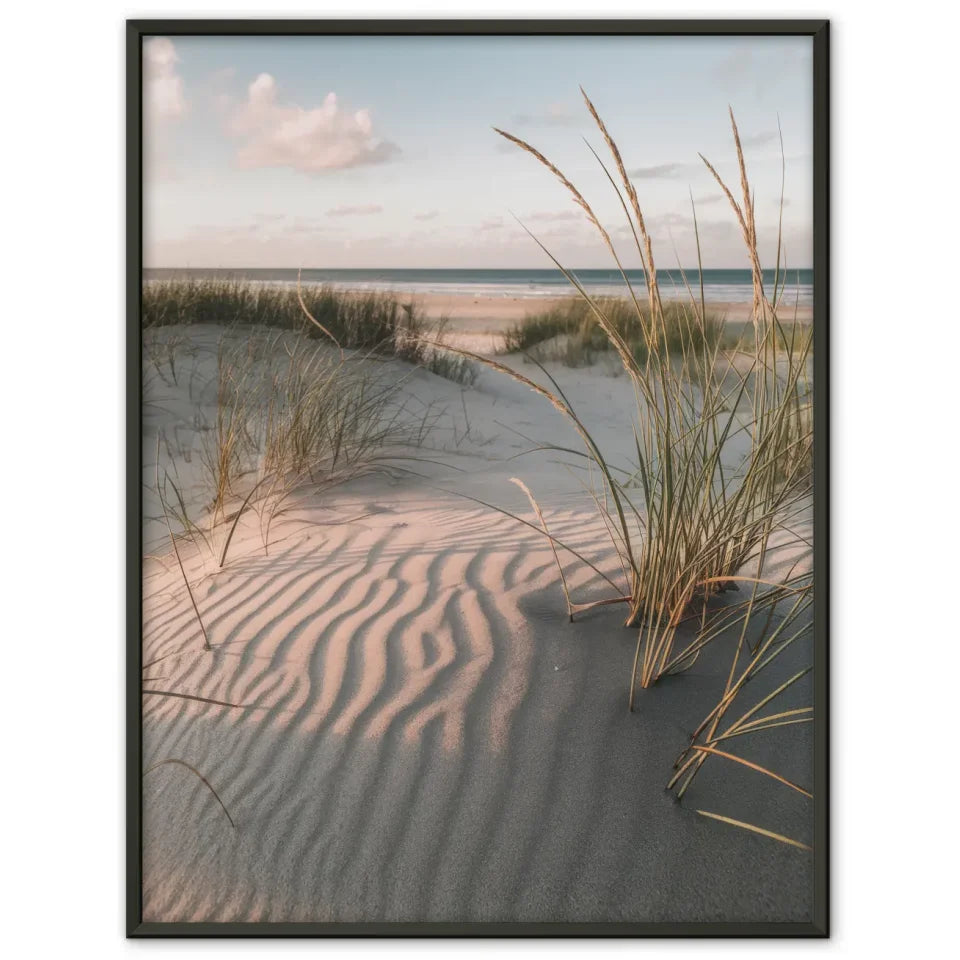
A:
[144,266,814,305]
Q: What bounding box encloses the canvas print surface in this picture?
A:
[139,31,819,925]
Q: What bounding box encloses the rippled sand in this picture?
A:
[141,320,814,923]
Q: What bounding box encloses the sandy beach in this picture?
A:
[141,293,814,923]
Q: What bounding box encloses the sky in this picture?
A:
[143,34,813,270]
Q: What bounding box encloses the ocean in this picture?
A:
[144,267,814,306]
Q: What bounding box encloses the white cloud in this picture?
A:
[143,38,187,181]
[325,204,383,217]
[414,210,439,221]
[226,75,399,174]
[144,38,186,124]
[629,162,691,180]
[479,217,505,231]
[525,210,581,223]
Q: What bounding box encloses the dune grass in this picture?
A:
[145,275,478,570]
[151,323,467,578]
[143,276,422,353]
[145,267,485,710]
[177,327,425,562]
[667,575,814,850]
[422,344,478,386]
[442,92,814,712]
[503,296,723,368]
[143,277,476,387]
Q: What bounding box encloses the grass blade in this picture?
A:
[696,810,810,851]
[144,758,236,829]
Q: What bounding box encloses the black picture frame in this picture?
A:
[127,17,829,937]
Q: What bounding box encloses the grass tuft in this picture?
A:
[146,289,466,575]
[445,94,816,710]
[143,277,424,357]
[503,297,723,368]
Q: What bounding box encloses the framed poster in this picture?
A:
[128,18,829,936]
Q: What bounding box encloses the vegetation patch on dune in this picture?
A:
[142,276,476,385]
[470,93,815,850]
[143,277,421,353]
[503,296,723,368]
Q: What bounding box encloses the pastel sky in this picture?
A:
[143,34,813,270]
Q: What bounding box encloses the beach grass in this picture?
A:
[446,92,815,709]
[142,276,416,349]
[196,328,423,557]
[145,278,479,564]
[147,327,440,591]
[667,575,814,850]
[143,277,476,385]
[503,296,723,367]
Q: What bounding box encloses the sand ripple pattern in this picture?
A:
[141,498,813,923]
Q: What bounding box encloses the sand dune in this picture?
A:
[141,322,814,923]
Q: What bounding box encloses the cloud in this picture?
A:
[629,162,688,180]
[525,210,581,223]
[479,217,505,231]
[225,75,399,174]
[614,213,693,241]
[414,210,439,221]
[510,102,579,127]
[325,204,383,217]
[694,194,725,206]
[650,212,690,230]
[143,38,187,181]
[144,38,186,124]
[180,223,267,245]
[740,130,781,148]
[281,216,342,236]
[522,223,590,241]
[628,160,730,182]
[187,216,344,239]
